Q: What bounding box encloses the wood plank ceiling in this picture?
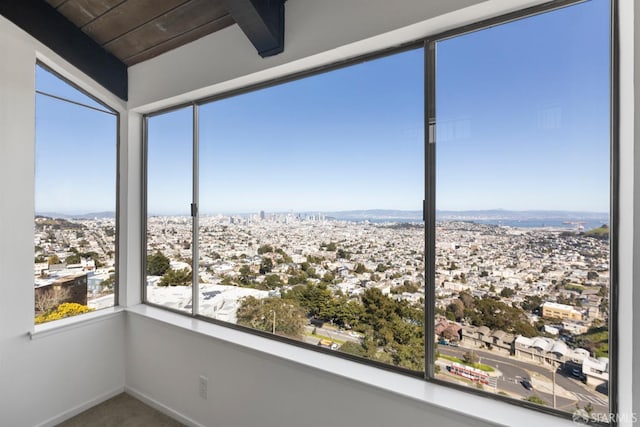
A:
[45,0,235,66]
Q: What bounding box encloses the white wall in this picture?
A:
[631,0,640,420]
[126,314,499,427]
[0,16,126,427]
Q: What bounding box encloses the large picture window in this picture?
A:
[146,49,425,371]
[431,0,611,418]
[144,0,614,421]
[34,64,118,324]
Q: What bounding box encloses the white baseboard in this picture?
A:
[124,386,206,427]
[34,386,125,427]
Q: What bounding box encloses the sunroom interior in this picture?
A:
[1,0,639,426]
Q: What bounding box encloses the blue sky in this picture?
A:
[37,0,610,216]
[35,66,116,214]
[436,0,610,212]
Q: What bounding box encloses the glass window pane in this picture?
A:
[197,49,425,371]
[36,65,110,112]
[34,65,117,324]
[146,107,194,312]
[434,0,610,417]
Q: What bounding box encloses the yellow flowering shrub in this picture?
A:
[35,302,94,324]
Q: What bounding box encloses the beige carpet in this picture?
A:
[56,393,185,427]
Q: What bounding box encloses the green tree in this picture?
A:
[322,272,335,283]
[391,281,420,294]
[159,268,192,286]
[521,295,543,313]
[264,274,282,289]
[237,296,306,338]
[338,341,368,357]
[147,251,170,276]
[285,282,335,320]
[48,254,61,265]
[458,291,475,309]
[239,265,251,275]
[466,296,537,337]
[80,251,103,268]
[325,242,337,251]
[66,254,81,264]
[257,244,273,254]
[500,287,515,298]
[332,295,364,328]
[462,350,479,365]
[336,248,350,259]
[446,299,465,322]
[375,263,388,273]
[275,248,292,263]
[360,288,425,370]
[354,263,367,274]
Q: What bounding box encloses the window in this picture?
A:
[146,49,425,372]
[196,49,424,371]
[145,106,193,312]
[34,64,118,324]
[144,0,614,421]
[431,0,612,419]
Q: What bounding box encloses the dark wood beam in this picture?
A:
[223,0,284,57]
[0,0,128,101]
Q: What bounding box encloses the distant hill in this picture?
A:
[315,209,607,222]
[162,208,609,224]
[36,211,115,220]
[321,209,422,221]
[435,209,608,221]
[584,224,609,239]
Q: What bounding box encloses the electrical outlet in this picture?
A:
[199,375,208,399]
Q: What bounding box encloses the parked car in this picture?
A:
[521,379,533,390]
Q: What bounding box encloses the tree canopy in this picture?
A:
[147,251,171,276]
[237,296,306,339]
[159,268,192,287]
[465,295,537,337]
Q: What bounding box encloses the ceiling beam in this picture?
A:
[0,0,128,101]
[223,0,285,57]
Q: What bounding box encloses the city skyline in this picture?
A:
[36,207,610,218]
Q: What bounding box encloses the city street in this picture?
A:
[304,325,362,345]
[438,346,608,414]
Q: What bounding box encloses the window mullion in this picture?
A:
[425,40,437,380]
[192,103,200,317]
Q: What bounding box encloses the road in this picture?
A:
[438,346,608,414]
[304,325,362,344]
[299,328,609,414]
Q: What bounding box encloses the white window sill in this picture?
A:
[29,306,124,340]
[126,304,578,427]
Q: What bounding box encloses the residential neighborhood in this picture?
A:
[34,211,609,413]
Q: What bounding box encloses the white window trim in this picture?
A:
[30,307,123,340]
